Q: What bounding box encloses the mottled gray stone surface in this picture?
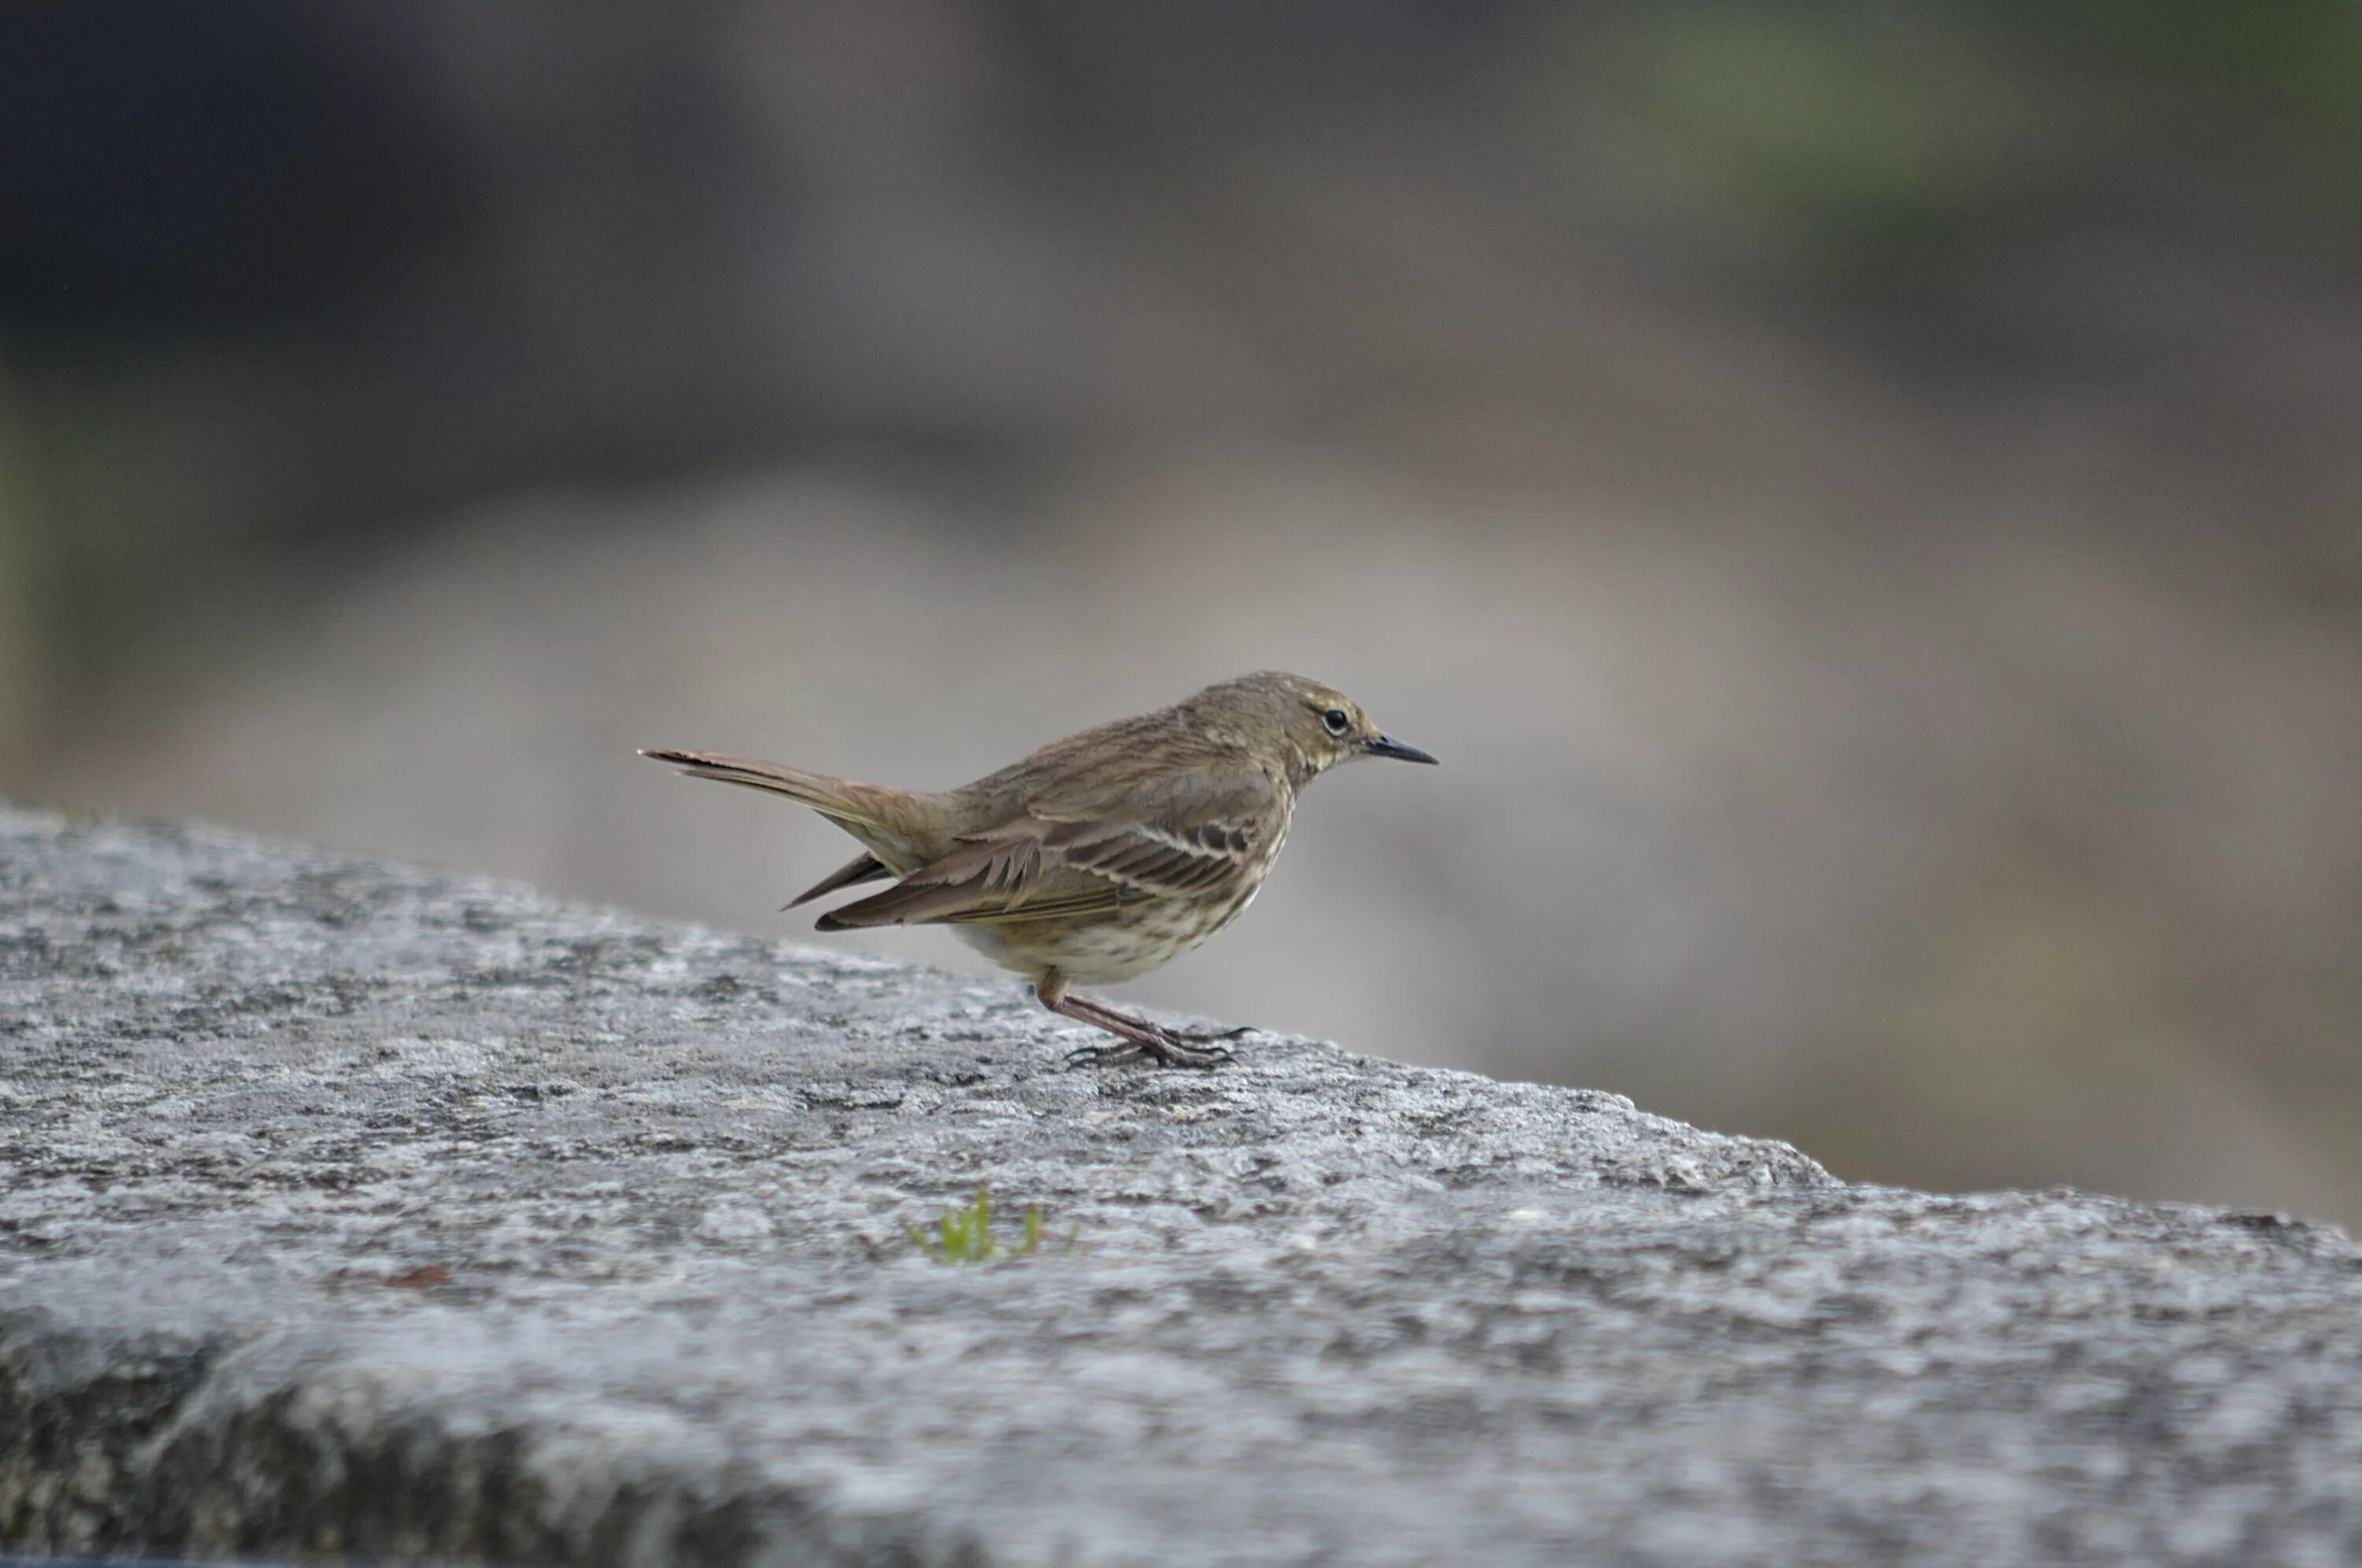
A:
[3,807,2360,1566]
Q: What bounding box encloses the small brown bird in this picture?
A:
[642,671,1436,1067]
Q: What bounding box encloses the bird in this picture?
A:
[641,671,1437,1067]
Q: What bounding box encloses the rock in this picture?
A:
[2,804,2359,1566]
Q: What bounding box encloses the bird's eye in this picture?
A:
[1323,707,1351,736]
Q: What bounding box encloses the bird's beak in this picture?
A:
[1361,733,1438,765]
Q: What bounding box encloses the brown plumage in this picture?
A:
[642,671,1436,1067]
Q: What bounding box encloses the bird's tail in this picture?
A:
[638,748,925,845]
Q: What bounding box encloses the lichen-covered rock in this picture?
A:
[2,806,2360,1566]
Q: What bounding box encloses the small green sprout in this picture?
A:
[907,1183,1074,1263]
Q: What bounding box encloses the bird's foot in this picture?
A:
[1063,1026,1237,1071]
[1170,1023,1257,1046]
[1040,984,1252,1069]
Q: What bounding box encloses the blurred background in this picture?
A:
[4,1,2359,1224]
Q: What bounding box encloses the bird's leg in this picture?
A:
[1169,1019,1259,1045]
[1061,992,1255,1046]
[1052,993,1234,1070]
[1032,978,1238,1069]
[1060,993,1243,1067]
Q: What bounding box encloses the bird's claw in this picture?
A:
[1063,1030,1238,1071]
[1064,1040,1139,1067]
[1146,1036,1235,1069]
[1172,1023,1257,1045]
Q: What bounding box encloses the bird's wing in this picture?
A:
[783,851,892,909]
[813,765,1280,930]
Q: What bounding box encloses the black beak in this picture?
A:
[1361,733,1439,765]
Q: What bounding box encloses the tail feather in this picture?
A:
[638,741,931,841]
[639,749,896,827]
[642,745,945,902]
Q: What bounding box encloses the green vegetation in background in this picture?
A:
[1532,2,2362,279]
[2075,0,2362,177]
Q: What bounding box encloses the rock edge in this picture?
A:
[3,808,2360,1566]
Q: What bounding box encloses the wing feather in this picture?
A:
[813,765,1279,930]
[783,851,891,909]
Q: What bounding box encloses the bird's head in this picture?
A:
[1201,671,1438,785]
